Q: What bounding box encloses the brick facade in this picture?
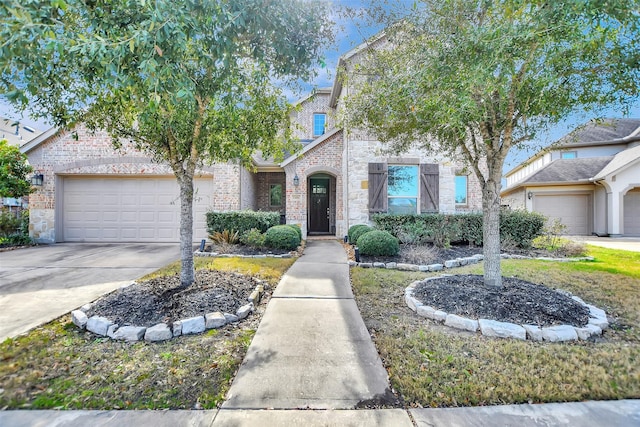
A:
[284,130,344,238]
[290,89,334,142]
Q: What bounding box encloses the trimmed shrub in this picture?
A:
[500,209,546,249]
[372,211,545,249]
[240,228,266,248]
[348,224,373,244]
[285,223,302,240]
[357,230,399,256]
[206,210,279,235]
[264,225,301,250]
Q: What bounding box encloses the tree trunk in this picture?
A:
[482,176,502,288]
[178,174,195,287]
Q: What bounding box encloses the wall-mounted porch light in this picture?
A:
[293,174,300,187]
[527,191,533,200]
[31,173,44,186]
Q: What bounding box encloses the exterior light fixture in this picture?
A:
[31,173,44,186]
[293,174,300,187]
[527,191,533,200]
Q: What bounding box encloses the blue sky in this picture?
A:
[2,0,638,171]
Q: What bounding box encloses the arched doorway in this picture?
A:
[308,173,336,235]
[624,187,640,236]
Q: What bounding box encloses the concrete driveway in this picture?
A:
[0,243,180,341]
[569,236,640,252]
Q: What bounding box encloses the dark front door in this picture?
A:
[309,178,329,233]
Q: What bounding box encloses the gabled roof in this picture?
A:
[522,157,613,185]
[592,143,640,181]
[505,118,640,178]
[1,116,44,147]
[329,32,387,108]
[557,118,640,147]
[280,128,342,167]
[291,87,332,107]
[19,126,60,154]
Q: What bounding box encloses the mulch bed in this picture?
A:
[87,270,262,327]
[412,274,590,327]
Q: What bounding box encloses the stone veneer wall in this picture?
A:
[342,137,483,228]
[502,188,526,210]
[240,166,257,210]
[284,130,344,238]
[26,126,242,243]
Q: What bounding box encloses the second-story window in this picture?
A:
[313,113,326,137]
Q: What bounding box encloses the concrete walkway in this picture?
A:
[2,240,639,425]
[221,240,391,410]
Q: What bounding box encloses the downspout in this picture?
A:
[344,81,350,237]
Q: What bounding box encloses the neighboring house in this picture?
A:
[22,39,482,244]
[1,116,43,212]
[502,118,640,236]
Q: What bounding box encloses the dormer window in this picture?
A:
[313,113,326,137]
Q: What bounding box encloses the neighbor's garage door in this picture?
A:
[624,188,640,235]
[63,177,213,242]
[533,194,591,235]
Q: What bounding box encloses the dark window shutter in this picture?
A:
[420,163,439,213]
[368,163,388,213]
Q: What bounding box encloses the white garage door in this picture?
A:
[533,194,591,235]
[63,177,213,242]
[624,188,640,236]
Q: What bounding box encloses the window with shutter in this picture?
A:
[420,163,439,212]
[368,163,388,213]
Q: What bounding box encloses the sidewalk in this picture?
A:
[1,240,639,426]
[221,240,391,409]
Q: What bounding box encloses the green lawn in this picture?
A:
[351,245,640,407]
[0,257,295,410]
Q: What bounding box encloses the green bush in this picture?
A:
[357,230,399,256]
[372,211,545,249]
[500,209,546,248]
[348,224,373,244]
[0,210,21,238]
[206,210,279,235]
[285,223,302,241]
[240,228,266,248]
[264,225,301,250]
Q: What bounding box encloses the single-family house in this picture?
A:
[22,39,482,244]
[501,118,640,236]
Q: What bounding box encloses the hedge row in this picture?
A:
[371,210,545,248]
[206,211,280,235]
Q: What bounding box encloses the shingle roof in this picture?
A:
[523,157,613,184]
[593,143,640,180]
[558,118,640,146]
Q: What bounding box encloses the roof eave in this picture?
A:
[20,127,60,154]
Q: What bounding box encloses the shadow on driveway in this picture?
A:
[0,243,179,341]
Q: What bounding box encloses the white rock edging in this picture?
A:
[72,280,266,342]
[405,275,609,342]
[348,254,594,272]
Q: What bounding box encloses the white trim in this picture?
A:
[19,127,59,154]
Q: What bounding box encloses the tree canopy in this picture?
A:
[0,139,33,199]
[344,0,640,287]
[1,0,333,285]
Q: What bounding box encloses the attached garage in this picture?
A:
[624,188,640,236]
[61,176,213,242]
[533,193,592,235]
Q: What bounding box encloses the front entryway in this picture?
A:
[307,174,336,235]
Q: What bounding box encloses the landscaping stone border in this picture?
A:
[348,253,594,271]
[404,275,609,342]
[70,281,266,343]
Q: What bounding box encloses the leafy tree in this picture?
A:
[344,0,640,287]
[0,139,33,198]
[0,0,333,286]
